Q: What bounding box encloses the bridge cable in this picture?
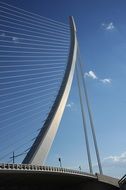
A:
[0,29,69,43]
[0,14,69,35]
[76,60,93,174]
[0,73,63,85]
[0,1,70,163]
[0,2,69,28]
[0,10,69,33]
[77,45,103,175]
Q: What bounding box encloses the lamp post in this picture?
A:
[79,166,81,171]
[58,157,62,168]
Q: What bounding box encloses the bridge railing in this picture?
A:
[118,174,126,189]
[0,163,96,178]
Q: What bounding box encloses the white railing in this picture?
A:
[0,163,96,178]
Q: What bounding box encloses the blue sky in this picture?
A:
[0,0,126,178]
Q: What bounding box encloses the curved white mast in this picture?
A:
[23,16,77,165]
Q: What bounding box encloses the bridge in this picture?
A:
[0,1,123,189]
[0,163,119,189]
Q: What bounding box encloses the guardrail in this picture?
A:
[119,174,126,189]
[0,163,96,178]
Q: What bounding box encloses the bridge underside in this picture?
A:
[0,170,119,190]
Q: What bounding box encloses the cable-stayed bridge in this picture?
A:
[0,1,121,189]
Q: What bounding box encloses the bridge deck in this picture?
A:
[0,163,119,190]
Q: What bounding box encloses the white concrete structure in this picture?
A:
[23,17,78,165]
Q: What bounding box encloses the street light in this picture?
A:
[79,166,81,171]
[58,157,62,168]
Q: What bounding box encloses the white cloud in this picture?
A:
[85,70,112,85]
[104,152,126,164]
[100,78,112,84]
[93,152,126,178]
[85,71,98,79]
[66,102,74,109]
[102,22,115,31]
[106,22,115,30]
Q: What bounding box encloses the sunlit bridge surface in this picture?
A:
[0,1,122,190]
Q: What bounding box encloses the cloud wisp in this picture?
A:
[85,70,112,85]
[85,71,98,80]
[100,78,111,84]
[66,102,74,110]
[93,151,126,178]
[102,22,115,31]
[102,152,126,167]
